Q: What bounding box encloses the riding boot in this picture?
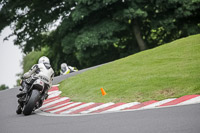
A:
[43,86,49,100]
[16,98,23,114]
[16,82,28,98]
[44,93,49,100]
[16,89,27,98]
[16,105,22,114]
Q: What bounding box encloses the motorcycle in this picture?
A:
[16,76,48,115]
[60,66,78,75]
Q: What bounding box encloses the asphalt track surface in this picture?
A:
[1,66,200,133]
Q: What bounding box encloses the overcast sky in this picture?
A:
[0,27,23,88]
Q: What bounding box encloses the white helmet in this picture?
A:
[61,63,67,69]
[38,56,50,64]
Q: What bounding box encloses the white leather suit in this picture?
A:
[23,63,54,87]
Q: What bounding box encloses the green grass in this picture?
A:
[59,34,200,103]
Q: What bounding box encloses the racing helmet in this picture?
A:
[61,63,68,72]
[61,63,67,69]
[38,56,50,64]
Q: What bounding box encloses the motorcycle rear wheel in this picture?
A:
[23,89,40,115]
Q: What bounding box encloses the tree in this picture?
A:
[1,0,200,74]
[0,84,9,90]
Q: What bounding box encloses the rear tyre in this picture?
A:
[23,89,40,115]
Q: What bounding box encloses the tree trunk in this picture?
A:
[133,20,147,51]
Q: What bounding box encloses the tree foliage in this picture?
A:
[22,47,49,73]
[1,0,200,74]
[0,84,9,90]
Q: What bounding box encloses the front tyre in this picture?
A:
[23,89,40,115]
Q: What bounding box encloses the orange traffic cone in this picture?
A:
[101,88,107,96]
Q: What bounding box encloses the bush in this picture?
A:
[23,47,49,73]
[0,84,9,90]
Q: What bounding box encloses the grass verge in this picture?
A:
[59,34,200,103]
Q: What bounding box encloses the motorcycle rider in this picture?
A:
[16,56,54,108]
[60,63,78,75]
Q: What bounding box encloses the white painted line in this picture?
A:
[41,97,70,108]
[60,102,95,114]
[52,84,60,87]
[42,102,73,111]
[141,98,176,109]
[104,102,140,112]
[48,91,62,98]
[178,96,200,105]
[48,90,59,95]
[49,102,82,113]
[43,97,60,104]
[80,102,115,114]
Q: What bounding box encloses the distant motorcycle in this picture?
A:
[60,66,78,75]
[16,76,49,115]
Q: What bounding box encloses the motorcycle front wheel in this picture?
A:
[23,89,40,115]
